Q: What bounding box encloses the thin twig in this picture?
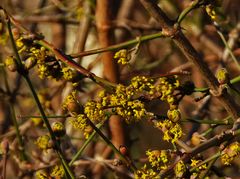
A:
[6,16,75,178]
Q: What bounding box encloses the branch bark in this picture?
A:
[139,0,240,120]
[94,0,125,177]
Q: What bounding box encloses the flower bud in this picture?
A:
[167,109,181,122]
[67,101,84,115]
[51,122,65,137]
[119,145,128,156]
[24,56,37,70]
[5,56,18,72]
[35,135,52,150]
[1,139,9,154]
[216,68,230,84]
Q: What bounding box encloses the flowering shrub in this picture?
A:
[0,0,240,178]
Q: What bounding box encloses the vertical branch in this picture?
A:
[51,8,66,50]
[94,0,125,176]
[73,1,92,62]
[95,0,125,149]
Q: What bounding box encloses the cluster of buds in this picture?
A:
[221,142,240,165]
[35,164,65,179]
[146,149,171,170]
[63,75,183,140]
[4,29,84,87]
[114,49,131,65]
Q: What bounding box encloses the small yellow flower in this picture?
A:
[190,159,207,171]
[146,149,170,170]
[174,160,186,178]
[216,68,230,84]
[5,56,17,72]
[35,135,51,150]
[134,164,160,179]
[70,114,93,139]
[114,49,131,65]
[155,119,182,143]
[167,109,181,122]
[62,66,75,81]
[50,165,65,178]
[206,5,217,20]
[221,142,240,165]
[52,122,65,137]
[31,117,43,126]
[35,169,49,179]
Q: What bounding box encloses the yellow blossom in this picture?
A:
[35,135,51,150]
[155,119,182,143]
[221,142,240,165]
[146,149,170,170]
[50,165,65,178]
[174,160,186,178]
[134,164,160,179]
[114,49,131,65]
[70,114,93,139]
[35,169,49,179]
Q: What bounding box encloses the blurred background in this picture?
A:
[0,0,240,178]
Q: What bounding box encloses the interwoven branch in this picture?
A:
[139,0,240,120]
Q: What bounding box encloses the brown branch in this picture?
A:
[161,129,238,178]
[93,0,126,177]
[139,0,240,120]
[139,0,240,177]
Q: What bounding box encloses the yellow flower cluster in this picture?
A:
[174,160,186,178]
[167,109,181,122]
[64,75,181,139]
[62,66,75,81]
[35,135,51,150]
[114,49,131,65]
[84,101,105,123]
[155,76,180,105]
[206,5,217,20]
[146,150,170,170]
[99,83,151,123]
[35,165,65,179]
[221,142,240,165]
[134,164,160,179]
[216,68,230,85]
[70,114,93,139]
[50,165,65,178]
[190,158,207,178]
[5,56,17,72]
[130,76,155,93]
[155,119,182,143]
[35,169,48,179]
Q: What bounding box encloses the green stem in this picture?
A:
[69,122,104,166]
[194,75,240,92]
[199,154,219,179]
[9,104,28,160]
[7,18,75,179]
[0,63,5,67]
[181,116,232,125]
[190,152,221,173]
[19,115,69,119]
[24,76,75,179]
[217,30,240,71]
[70,32,165,58]
[177,0,203,24]
[3,23,27,161]
[86,118,137,172]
